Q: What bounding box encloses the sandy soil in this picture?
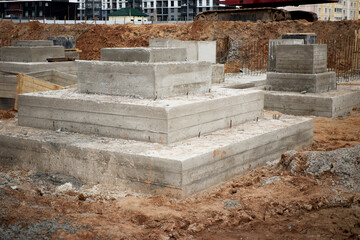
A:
[0,111,359,239]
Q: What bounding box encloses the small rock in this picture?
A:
[10,185,18,190]
[56,182,73,193]
[260,176,281,187]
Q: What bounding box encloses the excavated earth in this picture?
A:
[0,20,360,239]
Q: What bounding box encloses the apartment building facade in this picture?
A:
[285,0,360,21]
[78,0,219,20]
[0,0,78,20]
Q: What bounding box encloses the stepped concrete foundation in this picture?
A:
[101,47,187,62]
[0,45,315,197]
[0,113,313,197]
[264,43,360,117]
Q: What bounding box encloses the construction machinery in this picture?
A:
[194,0,339,22]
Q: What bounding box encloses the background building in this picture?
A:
[108,7,148,22]
[0,0,78,20]
[285,0,360,21]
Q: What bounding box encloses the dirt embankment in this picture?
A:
[1,20,359,67]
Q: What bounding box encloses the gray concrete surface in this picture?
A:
[268,39,304,72]
[101,47,187,62]
[0,62,78,75]
[12,40,54,47]
[266,71,336,93]
[276,44,327,74]
[77,60,212,99]
[149,39,217,63]
[27,70,77,87]
[0,73,17,98]
[219,73,267,89]
[17,87,263,144]
[64,50,80,60]
[264,86,360,117]
[0,113,313,198]
[0,46,65,62]
[211,64,225,83]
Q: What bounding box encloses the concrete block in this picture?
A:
[197,41,216,64]
[77,60,212,99]
[268,39,304,72]
[282,33,317,44]
[0,46,65,62]
[0,62,78,75]
[212,64,225,84]
[149,39,217,63]
[64,50,80,60]
[101,47,187,62]
[47,36,76,49]
[17,88,264,144]
[12,40,54,47]
[264,86,360,117]
[0,73,17,98]
[266,71,336,93]
[27,70,77,87]
[276,44,327,74]
[0,113,313,197]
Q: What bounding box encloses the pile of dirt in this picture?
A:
[0,21,91,48]
[1,20,360,72]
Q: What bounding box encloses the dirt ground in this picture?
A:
[0,111,359,239]
[1,20,360,239]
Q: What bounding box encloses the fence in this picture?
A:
[0,16,191,25]
[222,33,360,81]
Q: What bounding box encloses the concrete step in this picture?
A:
[264,86,360,117]
[101,47,187,62]
[18,87,264,144]
[0,113,313,198]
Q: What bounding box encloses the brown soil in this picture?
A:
[1,20,360,72]
[307,110,360,151]
[0,108,15,119]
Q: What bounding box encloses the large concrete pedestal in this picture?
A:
[0,113,313,197]
[18,88,264,144]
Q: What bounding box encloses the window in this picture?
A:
[171,1,174,6]
[39,2,42,7]
[178,1,181,6]
[39,10,43,17]
[199,0,202,5]
[206,0,209,5]
[151,2,154,7]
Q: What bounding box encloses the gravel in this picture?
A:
[280,144,360,192]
